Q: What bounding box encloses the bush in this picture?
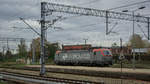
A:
[113,54,150,62]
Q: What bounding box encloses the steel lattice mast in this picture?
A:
[40,2,150,75]
[44,2,150,39]
[40,2,46,76]
[45,2,149,23]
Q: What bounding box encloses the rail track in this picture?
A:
[0,71,103,84]
[1,66,150,82]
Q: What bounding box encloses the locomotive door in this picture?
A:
[93,51,102,63]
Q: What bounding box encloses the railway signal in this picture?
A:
[119,53,125,60]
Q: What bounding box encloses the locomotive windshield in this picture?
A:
[103,50,112,55]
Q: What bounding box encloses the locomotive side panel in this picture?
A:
[66,51,91,65]
[77,52,92,64]
[55,50,92,65]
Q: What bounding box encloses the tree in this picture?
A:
[129,34,146,61]
[30,37,41,60]
[143,40,150,54]
[0,52,3,61]
[45,42,60,60]
[30,37,60,62]
[5,50,12,58]
[129,34,145,48]
[143,40,150,48]
[17,39,27,58]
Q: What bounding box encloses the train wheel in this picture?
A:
[104,63,109,67]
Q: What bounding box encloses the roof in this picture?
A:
[93,48,111,52]
[62,44,92,50]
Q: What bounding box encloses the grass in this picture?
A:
[0,59,150,69]
[111,60,150,69]
[0,81,8,84]
[0,62,26,68]
[0,58,55,68]
[45,59,55,65]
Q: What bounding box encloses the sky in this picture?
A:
[0,0,150,50]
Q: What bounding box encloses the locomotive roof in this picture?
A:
[61,50,90,53]
[56,48,111,54]
[62,44,91,46]
[93,48,111,52]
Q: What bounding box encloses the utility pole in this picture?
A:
[120,38,123,72]
[6,39,9,51]
[106,11,109,35]
[40,2,46,76]
[2,46,5,60]
[132,11,136,70]
[148,17,150,40]
[120,38,123,84]
[32,39,35,64]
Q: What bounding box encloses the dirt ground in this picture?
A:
[26,65,150,74]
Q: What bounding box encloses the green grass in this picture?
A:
[0,81,8,84]
[45,59,55,65]
[0,62,26,68]
[1,59,150,69]
[111,60,150,69]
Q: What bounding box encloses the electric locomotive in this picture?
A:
[54,45,113,66]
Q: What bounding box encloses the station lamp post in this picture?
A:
[122,6,145,70]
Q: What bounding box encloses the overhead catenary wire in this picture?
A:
[46,2,149,37]
[19,17,41,36]
[48,0,100,6]
[107,22,119,35]
[76,0,100,5]
[107,0,150,10]
[49,0,100,22]
[12,26,31,30]
[50,0,149,34]
[137,24,148,39]
[60,23,99,31]
[43,0,150,44]
[53,18,120,34]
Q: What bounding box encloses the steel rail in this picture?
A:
[1,67,150,82]
[0,71,102,84]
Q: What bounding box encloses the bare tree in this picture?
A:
[129,34,145,48]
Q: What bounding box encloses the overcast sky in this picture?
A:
[0,0,150,50]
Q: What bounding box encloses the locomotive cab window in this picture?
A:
[94,51,101,55]
[103,50,112,55]
[94,52,96,55]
